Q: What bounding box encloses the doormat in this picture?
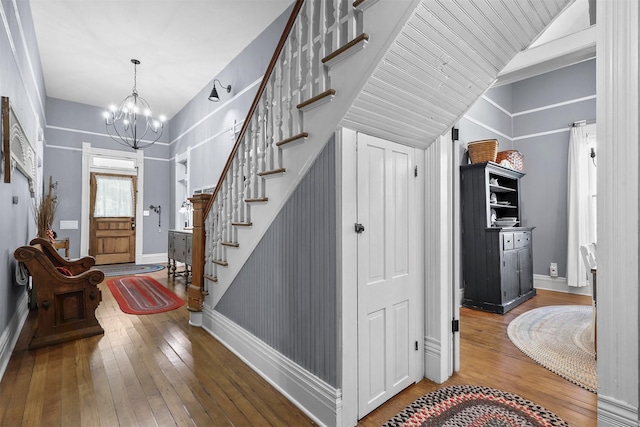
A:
[507,305,596,393]
[97,263,165,277]
[107,276,184,315]
[383,385,569,427]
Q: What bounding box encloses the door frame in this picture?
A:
[338,128,426,425]
[81,142,144,262]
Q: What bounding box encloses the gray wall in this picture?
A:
[45,97,171,257]
[0,0,47,342]
[460,84,513,153]
[216,138,338,387]
[459,59,596,277]
[513,59,596,277]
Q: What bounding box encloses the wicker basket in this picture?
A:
[467,139,498,164]
[496,150,524,171]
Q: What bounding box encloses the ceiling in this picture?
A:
[29,0,589,122]
[29,0,294,119]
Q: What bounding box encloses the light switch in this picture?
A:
[143,210,150,216]
[59,220,78,230]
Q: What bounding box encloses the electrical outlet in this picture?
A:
[143,210,150,216]
[550,263,558,277]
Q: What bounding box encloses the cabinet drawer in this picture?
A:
[502,232,514,250]
[514,231,531,249]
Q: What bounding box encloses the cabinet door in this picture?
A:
[517,245,533,294]
[501,250,519,303]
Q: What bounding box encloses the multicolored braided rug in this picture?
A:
[107,275,184,315]
[383,385,569,427]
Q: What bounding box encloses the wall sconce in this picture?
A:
[208,79,231,102]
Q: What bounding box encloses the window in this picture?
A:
[93,175,134,217]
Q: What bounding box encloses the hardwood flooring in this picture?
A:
[0,271,596,426]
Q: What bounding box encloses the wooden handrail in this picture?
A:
[204,0,305,218]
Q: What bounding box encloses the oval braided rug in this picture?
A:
[507,305,596,393]
[384,385,569,426]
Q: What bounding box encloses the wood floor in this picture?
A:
[0,271,596,426]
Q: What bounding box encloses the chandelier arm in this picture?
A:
[106,119,137,148]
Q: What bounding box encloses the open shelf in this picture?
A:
[489,184,516,193]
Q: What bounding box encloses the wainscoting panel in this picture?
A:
[215,137,338,387]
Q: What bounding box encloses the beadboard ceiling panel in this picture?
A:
[342,0,573,148]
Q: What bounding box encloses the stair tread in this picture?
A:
[245,197,269,203]
[258,168,286,177]
[221,241,240,247]
[212,259,228,267]
[276,132,309,147]
[297,89,336,110]
[322,33,369,64]
[204,274,218,283]
[232,222,253,227]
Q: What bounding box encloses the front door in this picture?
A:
[357,133,418,417]
[89,173,136,264]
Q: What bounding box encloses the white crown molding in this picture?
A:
[495,26,596,86]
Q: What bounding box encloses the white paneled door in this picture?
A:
[357,133,418,418]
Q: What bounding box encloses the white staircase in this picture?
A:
[199,0,574,309]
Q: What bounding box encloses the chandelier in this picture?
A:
[103,59,165,150]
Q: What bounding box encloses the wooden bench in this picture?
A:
[14,238,104,350]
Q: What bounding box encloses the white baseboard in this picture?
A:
[424,336,447,384]
[0,292,29,382]
[598,394,638,426]
[135,252,167,265]
[202,308,342,427]
[533,274,592,296]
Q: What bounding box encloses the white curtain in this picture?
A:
[566,125,597,287]
[94,175,134,217]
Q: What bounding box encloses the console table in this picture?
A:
[167,229,192,282]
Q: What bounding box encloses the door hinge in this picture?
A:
[452,319,460,333]
[414,165,418,177]
[414,341,418,351]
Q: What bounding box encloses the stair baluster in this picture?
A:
[191,0,369,312]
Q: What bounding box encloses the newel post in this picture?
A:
[187,194,211,322]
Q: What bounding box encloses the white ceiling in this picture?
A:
[29,0,294,119]
[29,0,589,122]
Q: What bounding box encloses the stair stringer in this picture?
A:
[204,0,422,310]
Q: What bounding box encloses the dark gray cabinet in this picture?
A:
[168,229,192,282]
[460,162,536,314]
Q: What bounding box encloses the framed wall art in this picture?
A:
[2,96,36,196]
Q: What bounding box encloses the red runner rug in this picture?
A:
[384,385,569,427]
[107,276,184,315]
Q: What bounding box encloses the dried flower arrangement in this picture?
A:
[33,176,57,239]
